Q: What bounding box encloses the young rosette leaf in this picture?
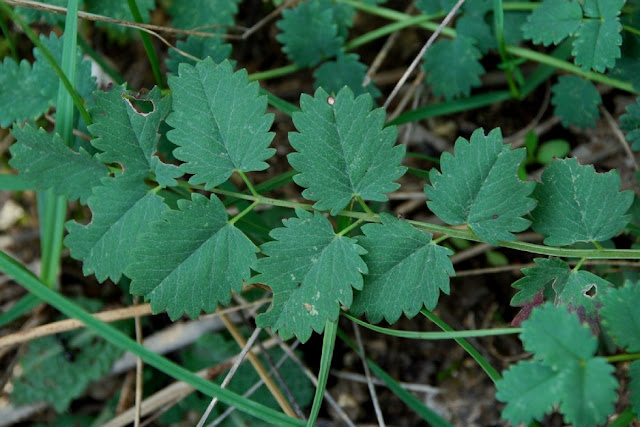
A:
[572,0,624,72]
[288,87,406,215]
[166,59,275,189]
[497,303,618,427]
[127,193,258,320]
[254,209,368,343]
[276,0,344,67]
[496,361,562,425]
[313,53,381,98]
[9,124,108,204]
[531,157,634,246]
[350,214,454,324]
[422,36,485,100]
[620,97,640,151]
[65,173,168,283]
[600,281,640,352]
[551,75,601,129]
[522,0,582,46]
[425,128,536,245]
[89,85,181,187]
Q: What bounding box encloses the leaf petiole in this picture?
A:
[229,200,260,226]
[236,169,260,198]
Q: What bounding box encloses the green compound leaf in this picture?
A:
[511,257,569,308]
[559,357,617,427]
[85,0,155,39]
[166,59,275,189]
[288,86,406,215]
[313,53,381,99]
[521,303,597,370]
[276,0,344,67]
[89,85,181,186]
[127,193,258,320]
[600,281,640,352]
[425,128,536,245]
[11,329,122,412]
[0,33,94,128]
[254,209,368,343]
[169,0,240,30]
[165,35,232,75]
[496,361,562,425]
[629,360,640,417]
[499,303,618,426]
[620,97,640,151]
[572,0,624,72]
[350,213,454,324]
[522,0,582,46]
[511,258,611,328]
[65,173,168,283]
[422,36,485,100]
[531,157,634,246]
[551,75,601,129]
[9,124,108,204]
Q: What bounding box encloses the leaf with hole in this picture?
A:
[166,59,275,189]
[9,124,108,204]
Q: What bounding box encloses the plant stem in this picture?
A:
[356,195,375,216]
[236,169,260,197]
[337,218,365,236]
[229,200,260,226]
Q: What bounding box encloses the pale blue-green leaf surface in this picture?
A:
[165,35,232,75]
[350,214,454,323]
[127,193,258,320]
[167,59,275,189]
[169,0,240,30]
[531,157,633,246]
[254,209,367,342]
[9,124,108,204]
[313,53,381,98]
[620,97,640,151]
[629,360,640,417]
[425,128,536,245]
[288,86,405,215]
[65,173,168,283]
[572,0,624,72]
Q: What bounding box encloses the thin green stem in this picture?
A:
[592,240,605,250]
[345,13,442,51]
[606,353,640,363]
[433,235,448,245]
[345,312,522,340]
[236,169,260,198]
[356,195,374,216]
[572,257,586,271]
[126,0,164,89]
[249,64,300,82]
[207,187,640,259]
[0,1,92,125]
[229,200,259,226]
[337,218,365,236]
[493,0,521,98]
[421,309,502,383]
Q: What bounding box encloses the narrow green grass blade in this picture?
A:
[421,309,502,383]
[0,174,33,190]
[78,36,125,85]
[607,407,635,426]
[307,319,338,426]
[38,0,80,289]
[0,250,305,426]
[0,8,18,60]
[336,328,452,427]
[126,0,164,89]
[0,293,41,327]
[261,88,300,116]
